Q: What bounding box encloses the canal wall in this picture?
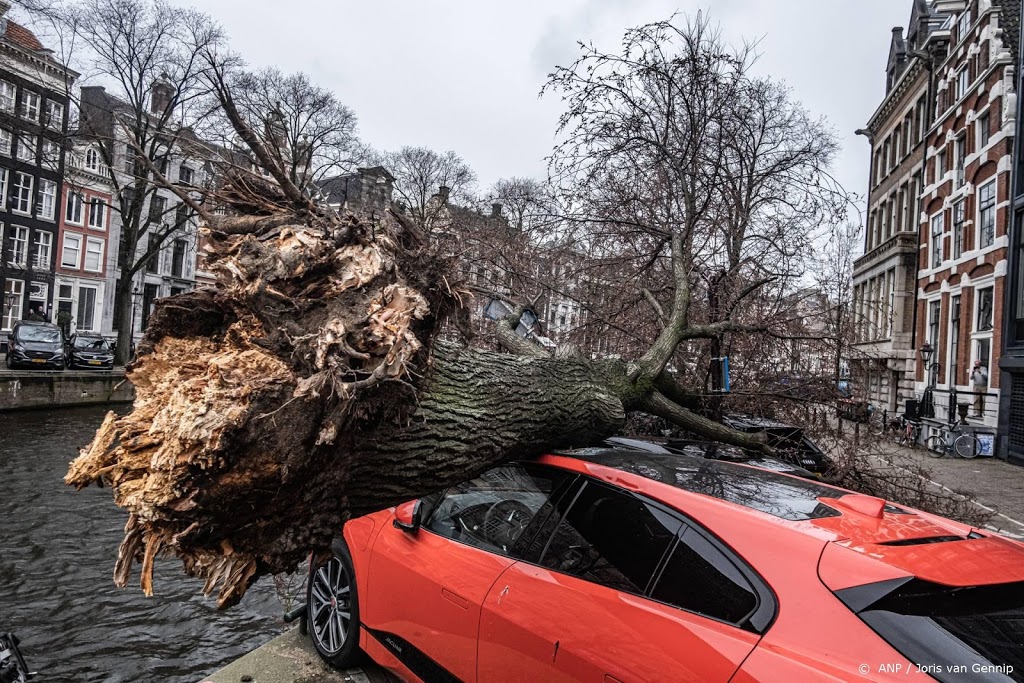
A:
[0,370,134,411]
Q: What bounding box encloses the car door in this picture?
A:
[477,479,767,682]
[363,463,575,683]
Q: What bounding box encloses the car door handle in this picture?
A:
[441,588,469,609]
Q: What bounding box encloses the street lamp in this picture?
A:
[919,341,937,387]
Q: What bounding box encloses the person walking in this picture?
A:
[971,359,989,417]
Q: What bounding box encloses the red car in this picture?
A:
[305,445,1024,682]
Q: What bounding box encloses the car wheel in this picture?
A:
[307,537,362,669]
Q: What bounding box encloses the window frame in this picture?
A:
[37,178,57,221]
[15,134,35,163]
[45,100,64,131]
[20,91,40,122]
[61,232,83,269]
[83,237,104,273]
[65,191,85,225]
[76,285,98,332]
[12,172,33,215]
[978,180,996,249]
[1,278,23,330]
[0,127,11,156]
[8,224,28,267]
[88,197,107,230]
[0,80,15,113]
[32,229,51,270]
[978,110,991,148]
[930,211,944,268]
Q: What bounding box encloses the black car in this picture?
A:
[604,436,821,480]
[5,321,65,370]
[66,334,114,370]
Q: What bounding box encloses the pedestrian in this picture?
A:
[27,306,44,322]
[971,359,989,417]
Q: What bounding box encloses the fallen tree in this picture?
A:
[65,14,844,608]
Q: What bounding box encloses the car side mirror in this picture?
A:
[393,499,422,533]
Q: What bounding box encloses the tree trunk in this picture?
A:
[113,272,134,366]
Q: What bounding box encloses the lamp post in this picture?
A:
[129,283,143,352]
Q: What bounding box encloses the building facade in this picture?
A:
[914,0,1018,441]
[53,143,112,336]
[852,2,937,413]
[0,3,77,334]
[998,0,1024,462]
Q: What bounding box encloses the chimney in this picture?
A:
[491,202,502,217]
[437,185,450,203]
[150,72,174,116]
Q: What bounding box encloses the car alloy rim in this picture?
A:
[310,557,351,655]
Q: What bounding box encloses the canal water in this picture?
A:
[0,406,284,682]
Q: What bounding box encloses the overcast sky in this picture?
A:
[129,2,916,218]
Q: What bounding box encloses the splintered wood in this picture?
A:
[66,211,441,608]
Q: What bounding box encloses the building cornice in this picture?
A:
[867,58,929,131]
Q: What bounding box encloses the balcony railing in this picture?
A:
[854,232,918,271]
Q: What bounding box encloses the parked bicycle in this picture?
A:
[894,416,922,449]
[926,416,981,459]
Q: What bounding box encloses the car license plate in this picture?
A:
[31,359,46,363]
[88,360,102,365]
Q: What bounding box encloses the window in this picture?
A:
[37,179,56,221]
[977,287,994,332]
[178,165,194,185]
[174,203,191,228]
[45,101,64,131]
[0,167,8,209]
[929,299,941,386]
[931,213,944,267]
[539,481,681,596]
[32,230,51,269]
[12,172,32,214]
[15,135,35,162]
[88,198,107,229]
[2,279,23,330]
[956,10,971,43]
[20,92,40,121]
[123,145,137,175]
[0,128,11,156]
[61,233,82,269]
[83,237,103,272]
[950,200,964,259]
[957,69,970,101]
[0,81,14,112]
[649,526,758,625]
[146,234,160,273]
[424,464,570,556]
[955,135,966,188]
[949,295,961,386]
[41,140,59,172]
[148,195,166,224]
[84,147,101,172]
[8,224,28,267]
[141,283,158,330]
[28,282,47,307]
[77,286,97,332]
[171,238,186,278]
[937,149,947,180]
[65,191,84,224]
[978,180,996,248]
[978,110,991,148]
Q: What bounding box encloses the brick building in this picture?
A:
[54,143,113,335]
[852,0,937,413]
[914,0,1018,441]
[0,2,77,333]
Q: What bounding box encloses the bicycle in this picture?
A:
[894,416,921,449]
[926,418,981,459]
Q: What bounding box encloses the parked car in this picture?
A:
[65,334,114,370]
[720,414,832,474]
[604,435,820,479]
[4,321,64,370]
[304,446,1024,682]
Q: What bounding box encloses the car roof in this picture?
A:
[543,447,1024,588]
[16,320,58,327]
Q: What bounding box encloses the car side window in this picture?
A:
[649,527,758,626]
[538,481,681,596]
[423,464,569,557]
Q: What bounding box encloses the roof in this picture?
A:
[3,20,43,52]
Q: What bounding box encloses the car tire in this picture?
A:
[307,537,363,669]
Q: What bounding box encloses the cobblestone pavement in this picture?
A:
[873,440,1024,539]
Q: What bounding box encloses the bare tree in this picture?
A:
[48,0,224,364]
[374,146,476,230]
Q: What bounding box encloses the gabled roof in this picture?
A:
[906,0,931,47]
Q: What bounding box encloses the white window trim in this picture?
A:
[2,279,23,331]
[8,224,28,267]
[33,230,52,269]
[61,232,83,269]
[0,128,11,157]
[12,172,32,216]
[0,81,15,113]
[930,211,944,268]
[83,237,104,273]
[37,178,57,221]
[76,285,99,332]
[65,191,85,226]
[46,101,64,131]
[88,198,107,230]
[20,91,39,122]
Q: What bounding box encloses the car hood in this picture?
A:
[17,341,61,352]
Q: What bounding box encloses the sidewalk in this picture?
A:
[872,441,1024,539]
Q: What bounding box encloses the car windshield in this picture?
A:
[74,337,110,350]
[17,327,61,343]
